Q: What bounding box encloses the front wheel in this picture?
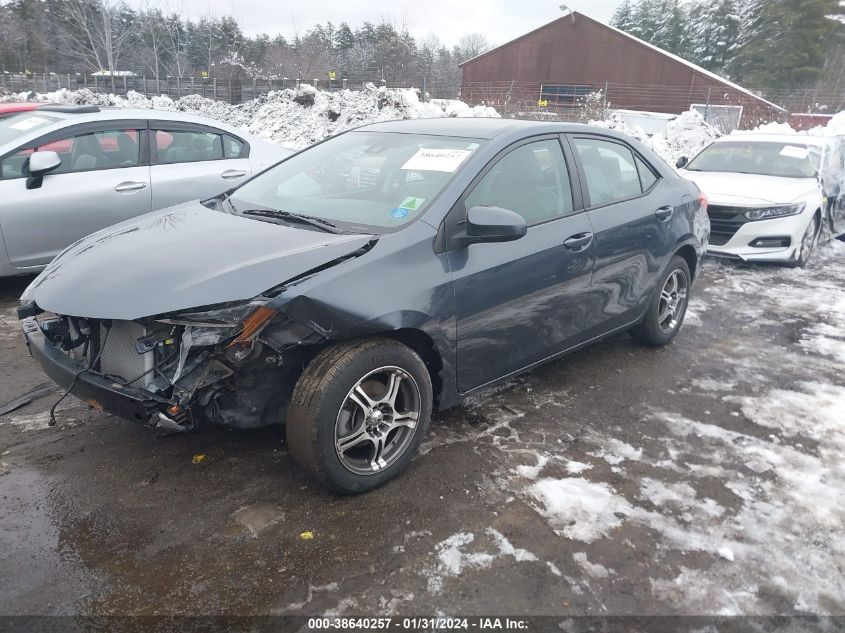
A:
[286,338,433,493]
[789,214,819,268]
[629,256,691,346]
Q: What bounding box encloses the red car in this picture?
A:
[0,102,44,119]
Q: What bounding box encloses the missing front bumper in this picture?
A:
[22,317,170,425]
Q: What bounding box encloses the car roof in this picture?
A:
[0,102,41,114]
[357,117,628,140]
[719,133,831,147]
[22,106,232,126]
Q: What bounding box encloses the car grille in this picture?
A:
[99,321,154,388]
[708,205,750,246]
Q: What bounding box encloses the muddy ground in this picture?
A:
[1,243,844,619]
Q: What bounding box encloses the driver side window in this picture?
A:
[465,139,574,226]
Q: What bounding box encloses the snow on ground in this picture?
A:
[415,240,845,614]
[425,528,537,593]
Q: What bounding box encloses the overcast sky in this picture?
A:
[123,0,621,47]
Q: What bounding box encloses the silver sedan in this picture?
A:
[0,105,290,277]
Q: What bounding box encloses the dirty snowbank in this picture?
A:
[750,110,845,138]
[590,109,721,164]
[5,84,721,164]
[4,84,499,150]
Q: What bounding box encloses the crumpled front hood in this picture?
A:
[22,202,373,320]
[680,170,819,206]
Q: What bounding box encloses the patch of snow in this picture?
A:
[573,552,612,578]
[425,528,538,594]
[527,478,632,542]
[513,454,548,480]
[718,546,735,562]
[589,438,643,465]
[565,460,593,475]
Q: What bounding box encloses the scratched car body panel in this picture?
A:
[19,118,708,492]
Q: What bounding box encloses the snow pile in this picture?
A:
[4,84,499,150]
[591,109,720,164]
[748,110,845,138]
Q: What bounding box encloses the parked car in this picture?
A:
[0,102,50,120]
[19,119,709,493]
[677,133,845,266]
[0,105,289,277]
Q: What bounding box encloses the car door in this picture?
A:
[445,136,596,393]
[568,134,677,339]
[0,121,151,269]
[148,122,252,210]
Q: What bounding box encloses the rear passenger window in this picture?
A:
[574,138,644,206]
[635,155,658,191]
[155,129,224,164]
[465,139,574,226]
[223,134,244,158]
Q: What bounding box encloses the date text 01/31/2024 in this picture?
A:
[307,617,530,630]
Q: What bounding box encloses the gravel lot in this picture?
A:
[1,241,844,617]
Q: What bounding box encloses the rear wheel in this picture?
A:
[789,214,819,268]
[629,256,691,346]
[286,338,432,493]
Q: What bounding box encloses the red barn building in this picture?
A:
[459,12,785,128]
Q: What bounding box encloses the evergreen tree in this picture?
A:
[742,0,839,88]
[611,0,635,31]
[652,0,688,57]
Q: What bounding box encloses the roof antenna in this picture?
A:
[559,4,576,23]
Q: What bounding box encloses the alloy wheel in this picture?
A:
[657,269,688,334]
[334,366,421,475]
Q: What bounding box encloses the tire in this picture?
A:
[788,214,819,268]
[629,256,691,347]
[286,338,433,493]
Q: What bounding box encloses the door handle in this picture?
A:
[655,206,675,221]
[221,169,247,179]
[114,181,147,193]
[563,232,594,251]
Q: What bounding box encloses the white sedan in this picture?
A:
[677,133,845,266]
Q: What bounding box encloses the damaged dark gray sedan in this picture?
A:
[18,118,709,492]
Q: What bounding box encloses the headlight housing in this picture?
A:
[744,203,805,221]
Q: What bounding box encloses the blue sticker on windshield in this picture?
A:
[390,207,409,219]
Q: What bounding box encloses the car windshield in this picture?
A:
[0,113,59,147]
[229,131,485,233]
[686,140,821,178]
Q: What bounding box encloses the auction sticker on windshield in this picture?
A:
[779,145,810,160]
[402,148,472,172]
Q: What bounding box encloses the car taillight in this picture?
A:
[698,192,708,213]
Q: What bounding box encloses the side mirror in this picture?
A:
[25,151,61,190]
[463,205,527,245]
[675,156,689,169]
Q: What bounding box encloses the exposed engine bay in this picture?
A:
[32,299,329,432]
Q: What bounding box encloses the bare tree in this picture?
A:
[134,6,166,81]
[457,33,492,62]
[53,0,136,90]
